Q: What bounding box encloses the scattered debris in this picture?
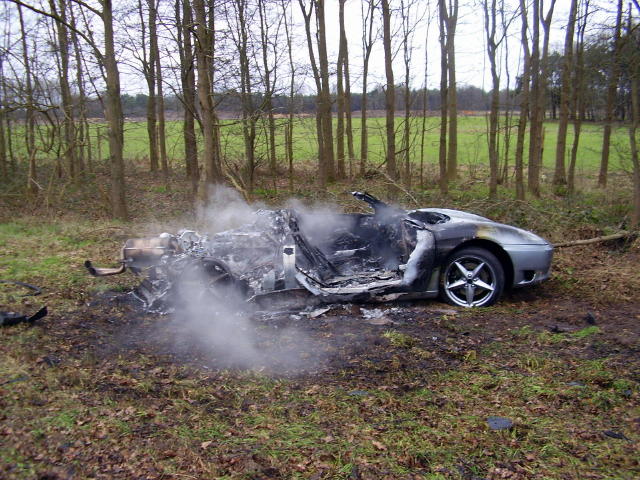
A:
[487,416,514,431]
[603,430,629,441]
[347,390,370,397]
[567,381,586,387]
[306,307,331,318]
[0,279,42,296]
[0,306,47,327]
[0,375,29,386]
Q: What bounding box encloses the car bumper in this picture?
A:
[503,244,554,287]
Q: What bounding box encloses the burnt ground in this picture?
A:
[32,282,640,385]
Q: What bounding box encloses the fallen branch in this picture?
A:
[554,231,636,248]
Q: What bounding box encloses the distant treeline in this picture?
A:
[53,84,623,121]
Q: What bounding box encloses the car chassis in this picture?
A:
[86,192,553,309]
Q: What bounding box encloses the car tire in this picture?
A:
[440,247,505,307]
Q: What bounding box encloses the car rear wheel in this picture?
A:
[440,247,504,307]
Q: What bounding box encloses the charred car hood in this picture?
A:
[418,208,550,246]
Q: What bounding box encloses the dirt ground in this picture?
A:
[32,279,640,384]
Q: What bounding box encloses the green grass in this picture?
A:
[8,116,634,173]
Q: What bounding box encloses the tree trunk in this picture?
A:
[401,0,413,189]
[445,0,458,182]
[568,0,589,194]
[359,0,375,177]
[140,0,158,173]
[342,5,355,179]
[103,0,128,220]
[438,0,448,195]
[50,0,77,181]
[598,0,623,188]
[18,5,37,196]
[382,0,397,198]
[628,8,640,228]
[484,0,499,199]
[336,0,346,180]
[177,0,198,193]
[194,0,221,200]
[258,0,277,178]
[552,0,577,187]
[299,0,326,189]
[69,3,87,174]
[283,0,295,191]
[316,0,335,183]
[155,23,168,184]
[515,0,530,201]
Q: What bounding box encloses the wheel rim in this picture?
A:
[443,254,497,307]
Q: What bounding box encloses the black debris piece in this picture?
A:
[584,312,597,325]
[603,430,629,440]
[0,306,48,327]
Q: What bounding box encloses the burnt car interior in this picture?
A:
[85,192,444,309]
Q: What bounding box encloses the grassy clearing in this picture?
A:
[8,116,634,173]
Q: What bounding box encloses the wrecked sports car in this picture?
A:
[85,192,553,309]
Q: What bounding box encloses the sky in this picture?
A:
[2,0,620,96]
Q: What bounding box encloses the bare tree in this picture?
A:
[49,0,77,180]
[138,0,159,173]
[335,0,347,179]
[514,0,530,200]
[176,0,198,192]
[627,5,639,227]
[381,0,397,197]
[552,0,577,187]
[17,5,37,195]
[445,0,458,181]
[282,0,295,191]
[438,0,448,194]
[193,0,222,200]
[258,0,278,178]
[598,0,623,188]
[527,0,556,197]
[299,0,333,188]
[359,0,377,176]
[568,0,590,194]
[483,0,500,198]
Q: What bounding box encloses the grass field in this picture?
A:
[1,180,639,478]
[8,116,635,174]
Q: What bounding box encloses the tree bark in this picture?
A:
[483,0,499,199]
[438,0,448,195]
[382,0,397,198]
[552,0,577,186]
[141,0,159,173]
[299,0,326,189]
[18,5,37,195]
[568,0,589,194]
[103,0,128,220]
[316,0,335,183]
[598,0,623,188]
[445,0,458,182]
[515,0,530,201]
[194,0,221,200]
[359,0,375,177]
[177,0,198,193]
[50,0,77,181]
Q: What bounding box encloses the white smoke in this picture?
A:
[196,185,264,233]
[162,185,330,374]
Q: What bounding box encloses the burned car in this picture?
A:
[86,192,553,308]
